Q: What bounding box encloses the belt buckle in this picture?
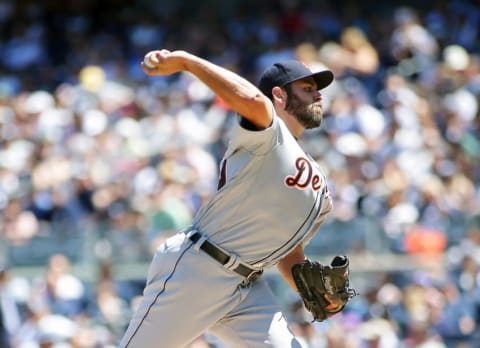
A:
[243,269,263,285]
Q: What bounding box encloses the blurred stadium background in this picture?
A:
[0,0,479,347]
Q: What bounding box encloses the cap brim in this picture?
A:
[288,70,334,90]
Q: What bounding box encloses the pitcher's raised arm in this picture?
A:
[142,49,273,129]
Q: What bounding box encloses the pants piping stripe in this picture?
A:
[123,243,193,347]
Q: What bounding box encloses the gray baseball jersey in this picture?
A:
[193,114,332,268]
[120,113,332,348]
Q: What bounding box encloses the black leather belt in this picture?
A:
[189,232,263,283]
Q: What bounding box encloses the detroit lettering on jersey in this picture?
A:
[285,157,324,191]
[218,155,327,193]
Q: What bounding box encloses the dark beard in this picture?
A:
[285,92,323,129]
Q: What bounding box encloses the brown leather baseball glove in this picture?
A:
[291,255,357,322]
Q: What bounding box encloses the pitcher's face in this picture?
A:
[285,78,324,129]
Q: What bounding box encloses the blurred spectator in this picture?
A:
[28,254,86,318]
[403,225,447,255]
[400,318,447,348]
[91,275,130,339]
[339,26,380,76]
[390,6,439,84]
[357,318,400,348]
[432,281,477,345]
[0,261,22,347]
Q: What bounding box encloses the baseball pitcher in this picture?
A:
[119,50,356,348]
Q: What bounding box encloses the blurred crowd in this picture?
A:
[0,0,479,347]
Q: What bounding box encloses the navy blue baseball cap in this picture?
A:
[258,60,334,99]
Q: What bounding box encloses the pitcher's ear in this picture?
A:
[272,87,285,102]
